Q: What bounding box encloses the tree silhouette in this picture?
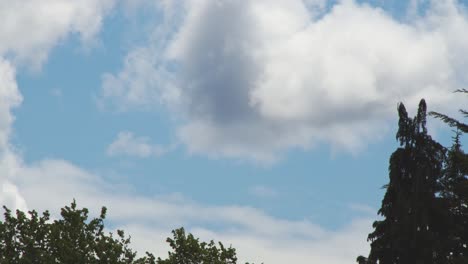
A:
[437,131,468,263]
[429,89,468,133]
[358,100,446,264]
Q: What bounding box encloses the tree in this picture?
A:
[358,100,446,264]
[430,89,468,262]
[0,201,257,264]
[437,131,468,263]
[429,89,468,134]
[158,228,240,264]
[0,200,156,264]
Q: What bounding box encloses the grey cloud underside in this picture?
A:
[176,2,385,125]
[173,1,260,123]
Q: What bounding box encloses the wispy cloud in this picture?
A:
[107,131,171,158]
[9,158,372,264]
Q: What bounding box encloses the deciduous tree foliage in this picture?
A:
[158,228,239,264]
[0,201,257,264]
[0,200,155,264]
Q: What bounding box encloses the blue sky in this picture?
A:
[2,0,468,263]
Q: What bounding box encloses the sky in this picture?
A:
[2,0,468,263]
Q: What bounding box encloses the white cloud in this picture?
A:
[0,59,22,151]
[8,158,372,264]
[0,152,27,211]
[192,218,372,264]
[101,0,468,162]
[107,131,170,158]
[99,0,183,112]
[0,57,26,211]
[0,0,115,68]
[100,46,180,111]
[122,217,372,264]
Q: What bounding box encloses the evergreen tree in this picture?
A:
[358,100,446,264]
[430,89,468,134]
[439,131,468,262]
[430,89,468,262]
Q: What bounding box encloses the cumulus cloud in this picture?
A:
[9,158,372,264]
[107,131,170,158]
[0,0,115,68]
[100,0,468,162]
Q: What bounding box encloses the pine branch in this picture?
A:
[454,88,468,94]
[429,111,468,133]
[459,109,468,118]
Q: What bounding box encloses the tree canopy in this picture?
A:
[158,228,239,264]
[0,201,257,264]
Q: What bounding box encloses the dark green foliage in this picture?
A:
[438,132,468,262]
[158,227,260,264]
[430,89,468,262]
[360,97,468,263]
[0,201,257,264]
[359,100,446,264]
[0,200,156,264]
[429,89,468,134]
[158,228,240,264]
